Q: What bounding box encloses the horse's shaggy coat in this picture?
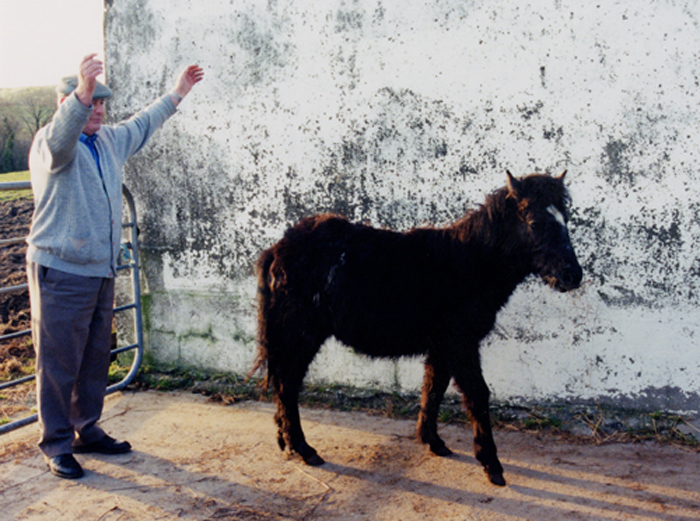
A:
[253,171,582,486]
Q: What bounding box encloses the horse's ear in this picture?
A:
[556,169,568,182]
[506,170,521,197]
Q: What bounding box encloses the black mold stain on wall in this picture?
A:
[232,10,294,88]
[301,87,499,230]
[595,386,700,414]
[104,2,160,96]
[578,200,698,309]
[124,131,261,281]
[335,5,364,33]
[601,139,637,187]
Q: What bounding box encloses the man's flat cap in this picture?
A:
[56,75,112,99]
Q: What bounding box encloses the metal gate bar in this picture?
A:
[0,181,144,435]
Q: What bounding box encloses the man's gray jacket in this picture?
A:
[27,92,177,277]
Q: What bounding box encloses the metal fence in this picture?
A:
[0,181,144,435]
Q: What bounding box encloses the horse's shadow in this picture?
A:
[314,448,692,521]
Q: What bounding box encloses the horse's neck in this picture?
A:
[449,203,532,286]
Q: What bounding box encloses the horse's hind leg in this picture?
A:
[416,354,453,456]
[271,335,325,466]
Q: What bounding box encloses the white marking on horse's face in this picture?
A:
[547,205,567,228]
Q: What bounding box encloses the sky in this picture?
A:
[0,0,105,89]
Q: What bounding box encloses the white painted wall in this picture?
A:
[105,0,700,412]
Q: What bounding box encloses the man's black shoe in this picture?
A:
[45,454,84,479]
[73,435,132,455]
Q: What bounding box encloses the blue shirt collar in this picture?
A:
[79,132,100,169]
[80,132,98,146]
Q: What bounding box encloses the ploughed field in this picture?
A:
[0,196,34,424]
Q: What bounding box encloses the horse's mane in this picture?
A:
[448,186,514,247]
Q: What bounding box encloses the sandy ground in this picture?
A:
[1,391,699,520]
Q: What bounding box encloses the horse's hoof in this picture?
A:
[303,453,325,466]
[487,471,506,487]
[430,444,453,457]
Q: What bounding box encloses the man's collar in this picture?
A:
[80,133,98,146]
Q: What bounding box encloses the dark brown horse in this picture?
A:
[252,171,582,486]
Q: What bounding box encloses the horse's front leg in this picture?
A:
[416,353,453,456]
[451,355,505,486]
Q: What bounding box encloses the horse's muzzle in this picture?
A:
[546,262,583,292]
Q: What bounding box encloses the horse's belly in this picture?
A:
[333,327,429,359]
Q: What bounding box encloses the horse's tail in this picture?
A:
[249,247,276,391]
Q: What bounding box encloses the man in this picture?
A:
[26,54,204,479]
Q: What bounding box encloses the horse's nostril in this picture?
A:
[563,265,583,288]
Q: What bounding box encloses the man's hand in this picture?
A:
[74,54,104,107]
[171,65,205,104]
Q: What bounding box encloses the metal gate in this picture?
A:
[0,181,144,435]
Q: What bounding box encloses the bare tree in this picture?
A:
[16,88,57,136]
[1,115,19,172]
[0,87,56,172]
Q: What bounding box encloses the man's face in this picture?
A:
[82,98,106,136]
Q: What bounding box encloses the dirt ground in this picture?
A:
[0,197,33,379]
[0,196,35,427]
[1,390,699,521]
